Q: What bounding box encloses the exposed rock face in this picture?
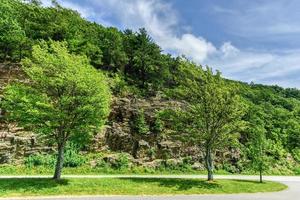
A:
[0,123,53,164]
[101,96,209,164]
[104,96,186,159]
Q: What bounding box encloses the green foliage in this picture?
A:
[294,166,300,175]
[94,153,130,170]
[164,66,247,180]
[100,27,127,70]
[63,144,86,167]
[111,153,130,170]
[25,146,86,168]
[25,154,56,167]
[110,73,141,97]
[292,148,300,163]
[152,114,164,134]
[0,0,26,61]
[162,159,193,171]
[132,109,149,135]
[2,40,111,179]
[3,40,111,137]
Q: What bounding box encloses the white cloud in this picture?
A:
[86,0,217,62]
[206,43,300,88]
[220,42,239,58]
[167,34,216,63]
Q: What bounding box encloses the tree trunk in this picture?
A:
[53,142,65,180]
[259,168,263,183]
[205,147,214,181]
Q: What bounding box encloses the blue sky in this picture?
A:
[42,0,300,88]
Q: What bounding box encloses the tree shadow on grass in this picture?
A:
[120,178,220,191]
[0,178,69,193]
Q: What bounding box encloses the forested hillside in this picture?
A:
[0,0,299,175]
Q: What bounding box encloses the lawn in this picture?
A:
[0,165,298,176]
[0,165,231,175]
[0,178,287,197]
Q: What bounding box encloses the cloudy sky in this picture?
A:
[42,0,300,88]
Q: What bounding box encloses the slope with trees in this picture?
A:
[0,0,300,178]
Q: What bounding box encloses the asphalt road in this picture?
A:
[1,175,299,200]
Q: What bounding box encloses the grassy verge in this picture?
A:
[0,178,287,197]
[0,165,230,175]
[0,165,299,176]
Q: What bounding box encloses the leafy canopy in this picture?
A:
[2,40,111,143]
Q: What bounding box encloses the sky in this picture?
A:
[42,0,300,88]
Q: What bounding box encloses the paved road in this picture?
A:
[0,175,299,200]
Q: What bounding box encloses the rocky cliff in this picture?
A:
[0,65,240,170]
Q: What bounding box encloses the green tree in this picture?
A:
[124,28,165,93]
[0,0,26,61]
[99,27,127,71]
[168,66,246,181]
[2,41,111,180]
[246,106,272,183]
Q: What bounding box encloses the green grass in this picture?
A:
[0,178,287,197]
[1,164,300,177]
[0,165,231,175]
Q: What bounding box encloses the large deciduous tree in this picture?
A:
[2,41,111,180]
[167,63,246,181]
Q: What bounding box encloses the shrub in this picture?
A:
[132,109,149,135]
[222,163,237,173]
[111,153,130,170]
[95,159,110,169]
[165,159,180,170]
[182,156,193,165]
[147,148,156,159]
[25,154,56,167]
[63,144,86,167]
[152,115,164,134]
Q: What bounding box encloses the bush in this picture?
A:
[111,153,130,170]
[63,145,86,167]
[25,154,56,167]
[95,160,110,168]
[222,163,238,173]
[182,156,193,165]
[132,109,149,135]
[111,74,143,97]
[147,148,156,159]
